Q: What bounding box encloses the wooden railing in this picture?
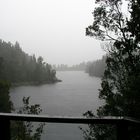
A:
[0,113,140,140]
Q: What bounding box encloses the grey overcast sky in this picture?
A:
[0,0,105,66]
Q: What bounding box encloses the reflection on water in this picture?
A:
[10,71,101,140]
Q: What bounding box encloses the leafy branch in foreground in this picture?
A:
[11,97,45,140]
[82,0,140,139]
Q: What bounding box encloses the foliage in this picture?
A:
[0,80,13,112]
[54,62,87,71]
[83,0,140,139]
[0,40,57,84]
[11,97,45,140]
[0,80,45,140]
[85,55,106,77]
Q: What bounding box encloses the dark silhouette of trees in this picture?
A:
[0,39,57,139]
[0,80,45,140]
[11,97,45,140]
[54,62,87,71]
[0,39,57,84]
[83,0,140,139]
[0,58,13,112]
[86,56,106,77]
[0,81,13,113]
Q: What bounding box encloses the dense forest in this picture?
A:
[54,58,106,77]
[85,56,106,77]
[53,62,87,71]
[0,39,58,85]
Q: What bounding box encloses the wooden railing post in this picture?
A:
[0,118,10,140]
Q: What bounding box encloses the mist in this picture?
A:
[0,0,105,66]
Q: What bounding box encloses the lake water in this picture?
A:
[10,71,101,140]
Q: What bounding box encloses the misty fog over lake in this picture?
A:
[0,0,105,66]
[10,71,101,140]
[0,0,139,139]
[0,0,106,139]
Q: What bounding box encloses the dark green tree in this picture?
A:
[83,0,140,139]
[0,40,57,84]
[86,55,106,77]
[0,81,13,113]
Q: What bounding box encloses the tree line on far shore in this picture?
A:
[85,56,106,77]
[53,57,106,78]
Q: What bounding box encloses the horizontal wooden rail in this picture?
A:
[0,113,140,124]
[0,113,126,124]
[0,113,140,140]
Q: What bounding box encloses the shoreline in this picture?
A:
[11,79,62,87]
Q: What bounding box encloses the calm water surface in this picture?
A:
[10,71,101,140]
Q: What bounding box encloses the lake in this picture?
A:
[10,71,101,140]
